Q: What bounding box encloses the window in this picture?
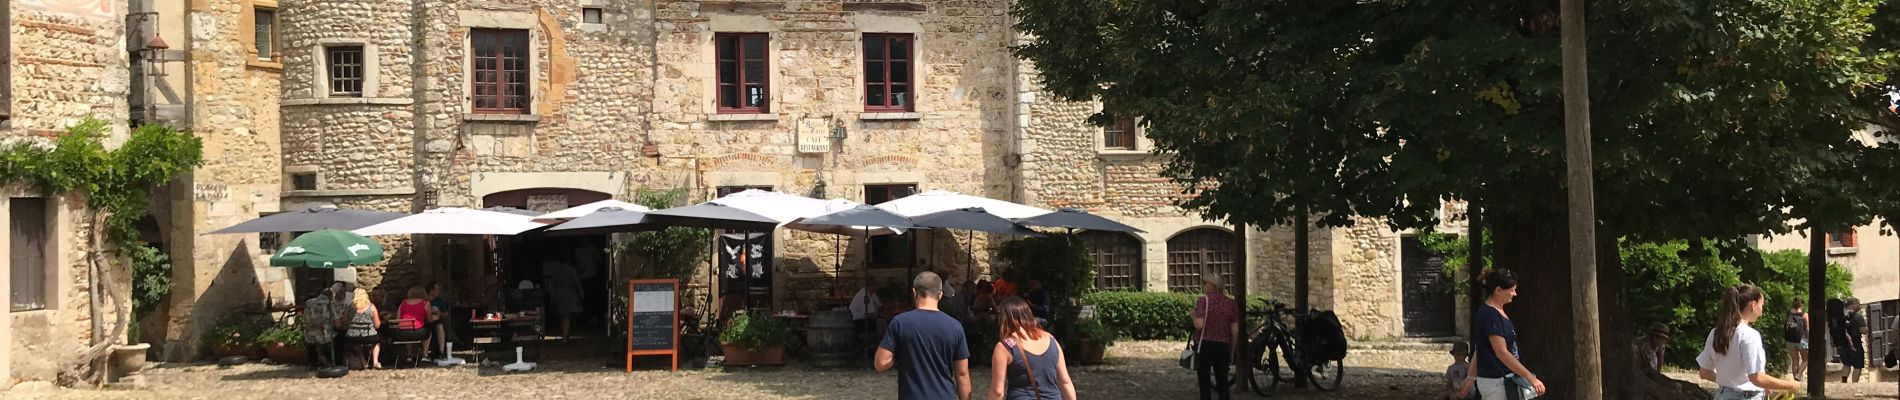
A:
[1828,229,1858,248]
[582,8,603,24]
[1166,228,1237,293]
[1083,231,1143,290]
[866,184,919,267]
[863,33,914,112]
[471,29,530,114]
[717,185,774,198]
[325,46,365,97]
[10,198,50,312]
[290,172,318,190]
[253,8,279,61]
[716,33,770,113]
[1104,116,1137,150]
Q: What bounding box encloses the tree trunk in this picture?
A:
[1490,209,1705,400]
[1807,229,1828,399]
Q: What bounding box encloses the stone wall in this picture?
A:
[3,0,134,385]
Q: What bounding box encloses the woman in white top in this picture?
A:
[1696,284,1800,400]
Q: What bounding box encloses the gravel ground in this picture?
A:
[9,340,1895,399]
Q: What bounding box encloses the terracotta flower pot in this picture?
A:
[720,344,786,366]
[263,342,308,365]
[1076,341,1108,365]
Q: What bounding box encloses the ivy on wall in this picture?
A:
[0,117,202,381]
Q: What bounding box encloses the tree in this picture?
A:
[1012,0,1900,397]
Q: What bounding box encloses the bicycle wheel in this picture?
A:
[1247,338,1281,396]
[1308,357,1345,391]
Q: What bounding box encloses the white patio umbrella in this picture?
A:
[874,189,1051,219]
[352,207,547,236]
[875,190,1050,280]
[532,199,654,222]
[710,189,839,224]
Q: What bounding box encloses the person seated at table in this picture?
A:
[392,286,435,356]
[426,282,453,358]
[343,288,384,369]
[970,280,996,318]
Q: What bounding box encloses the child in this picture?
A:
[1443,342,1476,400]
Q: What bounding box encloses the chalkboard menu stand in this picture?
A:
[625,279,680,372]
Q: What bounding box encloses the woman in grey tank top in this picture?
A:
[987,297,1076,400]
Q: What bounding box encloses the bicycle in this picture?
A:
[1245,299,1344,396]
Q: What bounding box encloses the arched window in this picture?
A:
[1082,231,1143,291]
[1166,228,1237,293]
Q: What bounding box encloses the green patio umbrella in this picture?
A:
[269,229,385,268]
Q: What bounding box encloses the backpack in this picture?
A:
[1302,310,1350,361]
[1783,312,1804,342]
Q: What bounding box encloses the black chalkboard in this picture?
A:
[628,282,678,351]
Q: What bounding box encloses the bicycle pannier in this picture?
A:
[1304,310,1349,361]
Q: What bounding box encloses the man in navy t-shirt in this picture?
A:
[876,271,971,400]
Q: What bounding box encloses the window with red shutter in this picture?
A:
[716,33,770,113]
[863,33,914,112]
[471,29,530,114]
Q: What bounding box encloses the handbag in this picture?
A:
[1179,298,1206,370]
[1503,373,1539,400]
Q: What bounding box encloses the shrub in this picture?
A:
[1081,291,1267,340]
[998,235,1096,301]
[718,311,791,351]
[1074,318,1119,346]
[131,244,172,317]
[203,313,271,348]
[256,320,303,346]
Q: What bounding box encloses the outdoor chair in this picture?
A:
[387,318,429,368]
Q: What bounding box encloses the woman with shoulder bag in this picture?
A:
[1190,273,1238,400]
[1457,269,1544,400]
[988,296,1077,400]
[1695,284,1800,399]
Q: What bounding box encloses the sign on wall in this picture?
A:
[525,194,569,213]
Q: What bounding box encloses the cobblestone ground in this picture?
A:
[11,340,1896,399]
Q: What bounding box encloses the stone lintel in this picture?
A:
[708,113,779,122]
[284,98,414,106]
[859,112,921,121]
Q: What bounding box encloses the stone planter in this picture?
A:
[720,344,785,366]
[263,342,308,365]
[109,343,150,376]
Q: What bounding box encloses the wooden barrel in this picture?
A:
[806,310,856,368]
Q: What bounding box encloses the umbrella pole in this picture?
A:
[742,231,751,313]
[833,234,841,297]
[708,228,717,327]
[862,227,871,293]
[965,230,973,284]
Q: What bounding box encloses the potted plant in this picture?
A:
[717,311,790,366]
[1071,318,1116,365]
[203,313,270,360]
[257,321,307,365]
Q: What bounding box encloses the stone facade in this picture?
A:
[256,0,1424,346]
[3,0,135,387]
[115,0,294,363]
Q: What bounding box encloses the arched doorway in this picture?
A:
[1166,228,1236,292]
[1081,231,1144,291]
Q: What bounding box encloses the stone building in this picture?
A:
[259,0,1446,343]
[128,0,291,362]
[3,0,135,386]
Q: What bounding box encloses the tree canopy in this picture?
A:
[1012,0,1900,239]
